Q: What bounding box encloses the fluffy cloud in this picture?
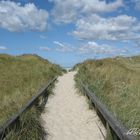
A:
[39,46,50,51]
[78,41,128,55]
[0,1,48,31]
[42,40,129,56]
[39,41,74,52]
[73,14,140,41]
[40,35,47,39]
[52,40,130,56]
[132,0,140,10]
[53,41,74,52]
[0,46,7,50]
[49,0,123,23]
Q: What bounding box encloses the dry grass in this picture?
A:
[0,54,64,139]
[75,55,140,133]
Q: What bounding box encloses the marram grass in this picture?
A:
[75,55,140,139]
[0,54,64,140]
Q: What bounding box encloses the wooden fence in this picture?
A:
[0,77,57,140]
[80,82,137,140]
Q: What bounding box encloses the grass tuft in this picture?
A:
[0,54,64,140]
[75,55,140,139]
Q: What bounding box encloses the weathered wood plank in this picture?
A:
[81,82,136,140]
[0,77,57,139]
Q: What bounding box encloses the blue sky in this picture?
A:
[0,0,140,67]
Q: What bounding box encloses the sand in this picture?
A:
[41,72,106,140]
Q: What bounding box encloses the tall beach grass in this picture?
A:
[75,55,140,139]
[0,54,64,140]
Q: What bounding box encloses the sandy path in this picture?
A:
[41,72,106,140]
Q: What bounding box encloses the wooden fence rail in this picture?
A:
[0,77,57,140]
[80,82,137,140]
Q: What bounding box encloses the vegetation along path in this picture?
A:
[41,72,106,140]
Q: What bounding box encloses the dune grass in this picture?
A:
[75,55,140,139]
[0,54,64,140]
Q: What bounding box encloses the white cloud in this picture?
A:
[73,14,140,41]
[53,41,64,47]
[40,35,47,39]
[52,40,129,56]
[49,0,123,23]
[132,0,140,10]
[39,46,50,51]
[39,40,138,57]
[0,1,48,31]
[53,41,74,52]
[81,0,123,13]
[39,41,74,52]
[78,41,128,55]
[0,46,7,50]
[78,42,112,54]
